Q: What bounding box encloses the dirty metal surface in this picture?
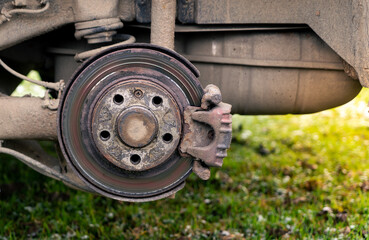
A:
[184,102,232,167]
[135,0,151,23]
[58,44,203,201]
[180,85,232,180]
[0,96,58,140]
[116,106,158,148]
[177,0,195,23]
[0,0,75,50]
[90,80,182,171]
[150,0,176,50]
[1,0,368,88]
[176,30,362,115]
[74,17,123,44]
[0,0,367,84]
[191,0,369,87]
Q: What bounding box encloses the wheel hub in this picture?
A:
[116,106,158,148]
[91,80,182,171]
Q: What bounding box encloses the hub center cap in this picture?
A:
[117,106,158,148]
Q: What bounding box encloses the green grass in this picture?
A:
[2,87,369,239]
[11,71,45,98]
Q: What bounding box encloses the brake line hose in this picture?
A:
[0,58,64,91]
[0,0,50,25]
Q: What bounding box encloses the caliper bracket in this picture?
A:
[180,85,232,180]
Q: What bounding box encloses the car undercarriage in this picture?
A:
[0,0,367,202]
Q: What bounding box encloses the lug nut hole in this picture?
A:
[113,94,124,104]
[100,131,111,141]
[130,154,141,165]
[162,133,173,143]
[152,96,163,105]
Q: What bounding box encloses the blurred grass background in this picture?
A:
[1,76,369,239]
[11,71,45,97]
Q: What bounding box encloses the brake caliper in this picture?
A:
[180,84,232,180]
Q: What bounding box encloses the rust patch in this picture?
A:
[180,84,232,178]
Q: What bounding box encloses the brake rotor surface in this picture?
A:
[58,44,203,201]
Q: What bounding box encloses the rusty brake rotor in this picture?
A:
[58,44,232,202]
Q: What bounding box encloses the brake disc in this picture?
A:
[58,44,204,201]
